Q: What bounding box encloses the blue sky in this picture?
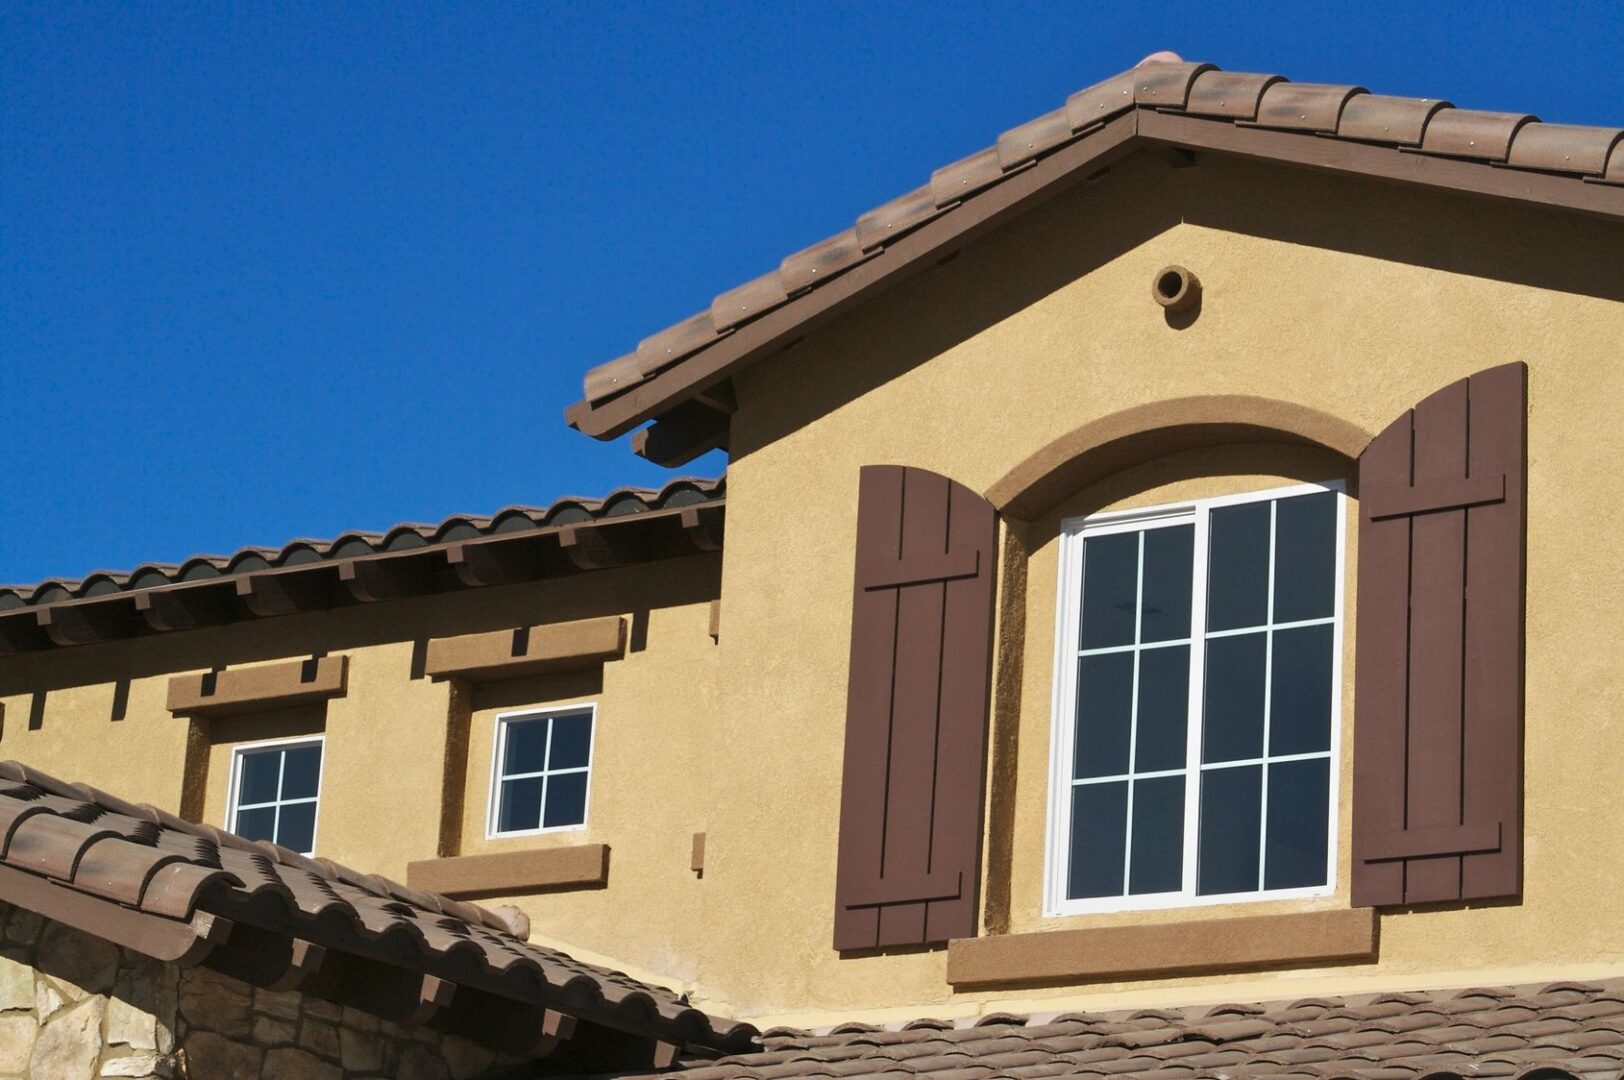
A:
[3,1,1620,585]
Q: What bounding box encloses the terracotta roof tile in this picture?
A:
[623,981,1624,1080]
[0,761,756,1056]
[570,55,1623,440]
[0,475,722,611]
[1248,82,1367,133]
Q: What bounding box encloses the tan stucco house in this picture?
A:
[1,54,1622,1079]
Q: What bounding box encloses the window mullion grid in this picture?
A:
[537,718,554,831]
[1180,509,1211,901]
[271,749,287,848]
[1119,533,1146,897]
[1256,500,1279,892]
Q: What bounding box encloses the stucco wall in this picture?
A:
[696,149,1624,1022]
[2,147,1621,1031]
[0,554,722,993]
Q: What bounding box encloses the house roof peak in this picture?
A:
[566,58,1623,449]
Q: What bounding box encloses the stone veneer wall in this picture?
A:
[0,901,512,1079]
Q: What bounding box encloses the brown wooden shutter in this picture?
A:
[833,465,998,950]
[1352,362,1526,907]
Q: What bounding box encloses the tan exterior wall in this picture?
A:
[697,150,1624,1022]
[0,554,722,994]
[3,148,1622,1032]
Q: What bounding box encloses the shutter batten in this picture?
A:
[834,465,998,950]
[1352,362,1526,908]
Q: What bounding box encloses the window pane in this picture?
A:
[1067,781,1127,899]
[276,802,318,855]
[497,777,544,833]
[1265,758,1330,890]
[1129,776,1184,895]
[1270,624,1334,755]
[502,719,548,777]
[1134,645,1189,772]
[547,712,593,771]
[543,771,589,828]
[1273,491,1337,623]
[280,745,322,800]
[237,750,281,806]
[1074,652,1133,779]
[1197,765,1261,895]
[1079,532,1138,649]
[1202,633,1266,763]
[1207,502,1271,631]
[1140,526,1193,643]
[234,806,276,844]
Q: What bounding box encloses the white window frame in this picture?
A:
[1043,481,1347,917]
[486,703,598,840]
[224,734,326,856]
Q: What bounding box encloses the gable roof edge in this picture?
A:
[566,62,1624,443]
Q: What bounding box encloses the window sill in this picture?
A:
[945,907,1375,989]
[405,843,609,900]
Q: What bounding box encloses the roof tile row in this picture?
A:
[578,58,1624,410]
[0,761,756,1053]
[0,476,723,610]
[643,983,1624,1080]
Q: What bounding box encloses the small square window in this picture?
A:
[227,738,324,855]
[1047,483,1344,916]
[488,706,596,838]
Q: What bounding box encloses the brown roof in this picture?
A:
[0,476,724,653]
[637,982,1624,1080]
[566,56,1624,443]
[0,760,757,1060]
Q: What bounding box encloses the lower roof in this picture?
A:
[0,476,724,654]
[637,981,1624,1080]
[0,760,756,1063]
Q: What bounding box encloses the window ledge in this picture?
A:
[406,843,609,900]
[946,907,1375,989]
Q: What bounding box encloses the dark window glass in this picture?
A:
[502,719,548,775]
[1129,776,1185,895]
[1134,645,1189,771]
[1140,526,1194,643]
[238,751,281,806]
[1067,782,1127,899]
[1264,759,1330,889]
[497,777,543,833]
[1269,624,1334,755]
[235,806,276,843]
[280,745,322,800]
[1197,765,1261,895]
[1207,502,1271,631]
[543,772,590,828]
[1202,633,1266,763]
[1080,532,1138,649]
[548,712,593,771]
[1075,653,1133,779]
[1273,491,1337,623]
[277,802,318,855]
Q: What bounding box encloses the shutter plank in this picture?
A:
[1461,364,1526,899]
[834,467,906,950]
[1351,413,1412,907]
[925,484,997,944]
[877,471,951,947]
[1404,378,1470,904]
